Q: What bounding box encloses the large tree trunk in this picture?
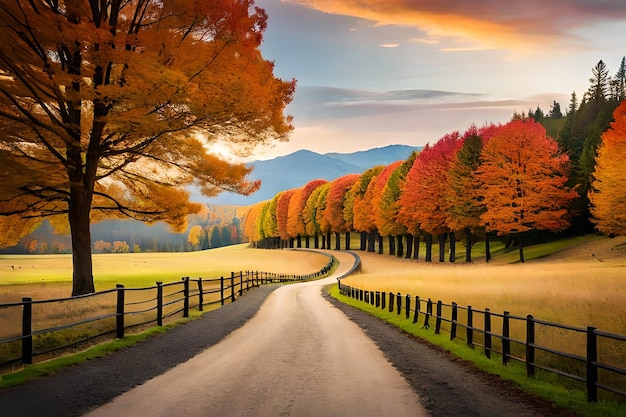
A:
[396,235,404,258]
[413,234,420,260]
[519,232,525,263]
[345,232,351,250]
[69,204,95,296]
[367,231,376,252]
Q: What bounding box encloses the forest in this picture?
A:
[243,58,626,263]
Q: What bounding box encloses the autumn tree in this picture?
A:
[304,182,330,249]
[346,166,383,252]
[187,225,204,251]
[590,101,626,235]
[475,120,576,262]
[0,1,294,295]
[286,179,327,248]
[263,193,281,248]
[324,174,359,250]
[378,153,418,258]
[276,189,295,247]
[445,125,496,262]
[367,161,402,255]
[398,133,463,262]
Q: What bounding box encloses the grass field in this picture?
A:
[0,245,329,302]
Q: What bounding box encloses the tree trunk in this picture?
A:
[305,236,310,248]
[335,232,341,250]
[377,231,383,254]
[438,233,446,263]
[345,232,351,250]
[360,231,367,251]
[367,231,376,252]
[388,235,396,256]
[449,232,456,263]
[464,227,472,263]
[519,231,525,263]
[425,233,432,262]
[69,205,95,296]
[326,232,331,250]
[397,235,404,258]
[296,236,301,248]
[413,234,420,260]
[314,234,319,249]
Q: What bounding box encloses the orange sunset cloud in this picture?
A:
[287,0,626,51]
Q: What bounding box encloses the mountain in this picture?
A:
[204,144,420,206]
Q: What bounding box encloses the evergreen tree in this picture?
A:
[549,101,563,118]
[610,56,626,102]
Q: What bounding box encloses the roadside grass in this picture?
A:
[328,285,626,417]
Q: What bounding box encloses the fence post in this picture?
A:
[376,291,380,308]
[388,292,394,313]
[424,299,432,329]
[526,315,535,378]
[435,300,442,334]
[413,296,420,324]
[116,284,125,339]
[246,271,250,291]
[183,277,190,318]
[220,276,225,306]
[371,291,375,306]
[197,278,204,312]
[467,306,473,348]
[156,282,163,326]
[405,294,411,319]
[239,271,243,296]
[381,292,386,310]
[502,311,510,365]
[21,297,33,365]
[484,308,492,358]
[450,302,458,340]
[231,272,236,302]
[396,292,402,315]
[586,326,598,402]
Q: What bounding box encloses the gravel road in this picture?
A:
[0,250,575,417]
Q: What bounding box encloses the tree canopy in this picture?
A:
[0,0,295,294]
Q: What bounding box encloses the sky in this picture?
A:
[236,0,626,161]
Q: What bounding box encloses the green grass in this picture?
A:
[328,285,626,417]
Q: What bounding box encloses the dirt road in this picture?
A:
[84,251,428,417]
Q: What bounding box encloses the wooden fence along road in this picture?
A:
[338,280,626,404]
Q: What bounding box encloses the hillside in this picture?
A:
[205,144,420,205]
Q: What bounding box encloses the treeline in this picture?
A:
[1,205,247,254]
[243,58,626,263]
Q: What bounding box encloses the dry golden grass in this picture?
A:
[343,236,626,335]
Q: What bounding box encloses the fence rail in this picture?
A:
[0,260,333,372]
[338,279,626,403]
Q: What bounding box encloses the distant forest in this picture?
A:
[1,205,247,254]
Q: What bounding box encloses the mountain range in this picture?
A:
[204,144,421,206]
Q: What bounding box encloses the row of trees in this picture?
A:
[244,102,626,263]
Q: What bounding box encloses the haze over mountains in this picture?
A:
[205,144,420,206]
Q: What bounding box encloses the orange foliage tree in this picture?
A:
[346,166,383,252]
[590,101,626,235]
[304,182,331,249]
[475,120,576,262]
[276,189,295,246]
[324,174,360,249]
[398,133,463,262]
[287,179,328,247]
[445,125,496,262]
[0,0,295,295]
[367,161,403,254]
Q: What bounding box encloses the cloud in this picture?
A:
[379,43,399,48]
[286,0,626,51]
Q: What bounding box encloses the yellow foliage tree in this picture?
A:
[590,101,626,235]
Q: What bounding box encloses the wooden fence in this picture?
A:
[337,279,626,403]
[0,262,332,371]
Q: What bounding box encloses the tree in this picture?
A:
[347,167,383,252]
[367,161,402,254]
[0,0,295,295]
[587,60,610,104]
[305,182,330,248]
[398,132,463,262]
[611,56,626,102]
[590,101,626,235]
[187,225,203,251]
[324,174,359,249]
[276,189,295,246]
[475,120,576,262]
[548,101,563,119]
[286,179,327,246]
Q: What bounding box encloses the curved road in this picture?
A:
[84,251,428,417]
